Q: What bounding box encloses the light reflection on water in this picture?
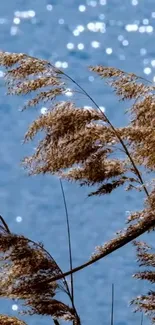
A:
[0,0,154,324]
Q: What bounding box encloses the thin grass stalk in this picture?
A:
[53,320,60,325]
[0,215,11,233]
[59,178,74,303]
[140,313,144,325]
[110,284,114,325]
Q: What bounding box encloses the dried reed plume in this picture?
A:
[0,215,80,325]
[131,241,155,323]
[0,315,27,325]
[0,51,154,322]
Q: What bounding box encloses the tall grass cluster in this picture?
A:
[0,51,154,324]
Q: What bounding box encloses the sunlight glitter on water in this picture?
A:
[46,4,53,11]
[55,61,68,68]
[14,10,35,19]
[151,60,155,67]
[67,42,75,50]
[62,62,68,68]
[13,17,20,24]
[41,107,48,114]
[77,43,85,50]
[78,5,86,12]
[73,29,80,36]
[8,0,155,88]
[3,1,155,324]
[125,24,138,32]
[12,304,18,311]
[65,89,73,97]
[77,25,85,32]
[91,41,100,48]
[143,67,152,75]
[87,22,106,33]
[131,0,138,5]
[105,47,113,54]
[139,25,153,33]
[16,216,22,222]
[122,40,129,46]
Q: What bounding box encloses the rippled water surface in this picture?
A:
[0,1,154,324]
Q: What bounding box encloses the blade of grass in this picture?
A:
[53,319,60,325]
[110,284,114,325]
[140,313,143,325]
[0,215,11,233]
[59,179,74,304]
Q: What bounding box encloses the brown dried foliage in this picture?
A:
[0,315,27,325]
[131,241,155,323]
[0,219,78,324]
[89,65,154,100]
[0,51,155,322]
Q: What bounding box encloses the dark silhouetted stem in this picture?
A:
[53,319,60,325]
[0,215,11,233]
[110,284,114,325]
[59,179,74,303]
[50,213,155,281]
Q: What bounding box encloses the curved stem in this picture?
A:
[53,319,60,325]
[59,180,81,324]
[26,238,81,323]
[0,215,11,233]
[140,313,143,325]
[0,212,79,323]
[50,212,155,282]
[13,224,80,323]
[27,238,70,292]
[60,70,149,198]
[59,179,74,303]
[111,284,114,325]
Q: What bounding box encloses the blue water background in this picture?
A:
[0,0,154,324]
